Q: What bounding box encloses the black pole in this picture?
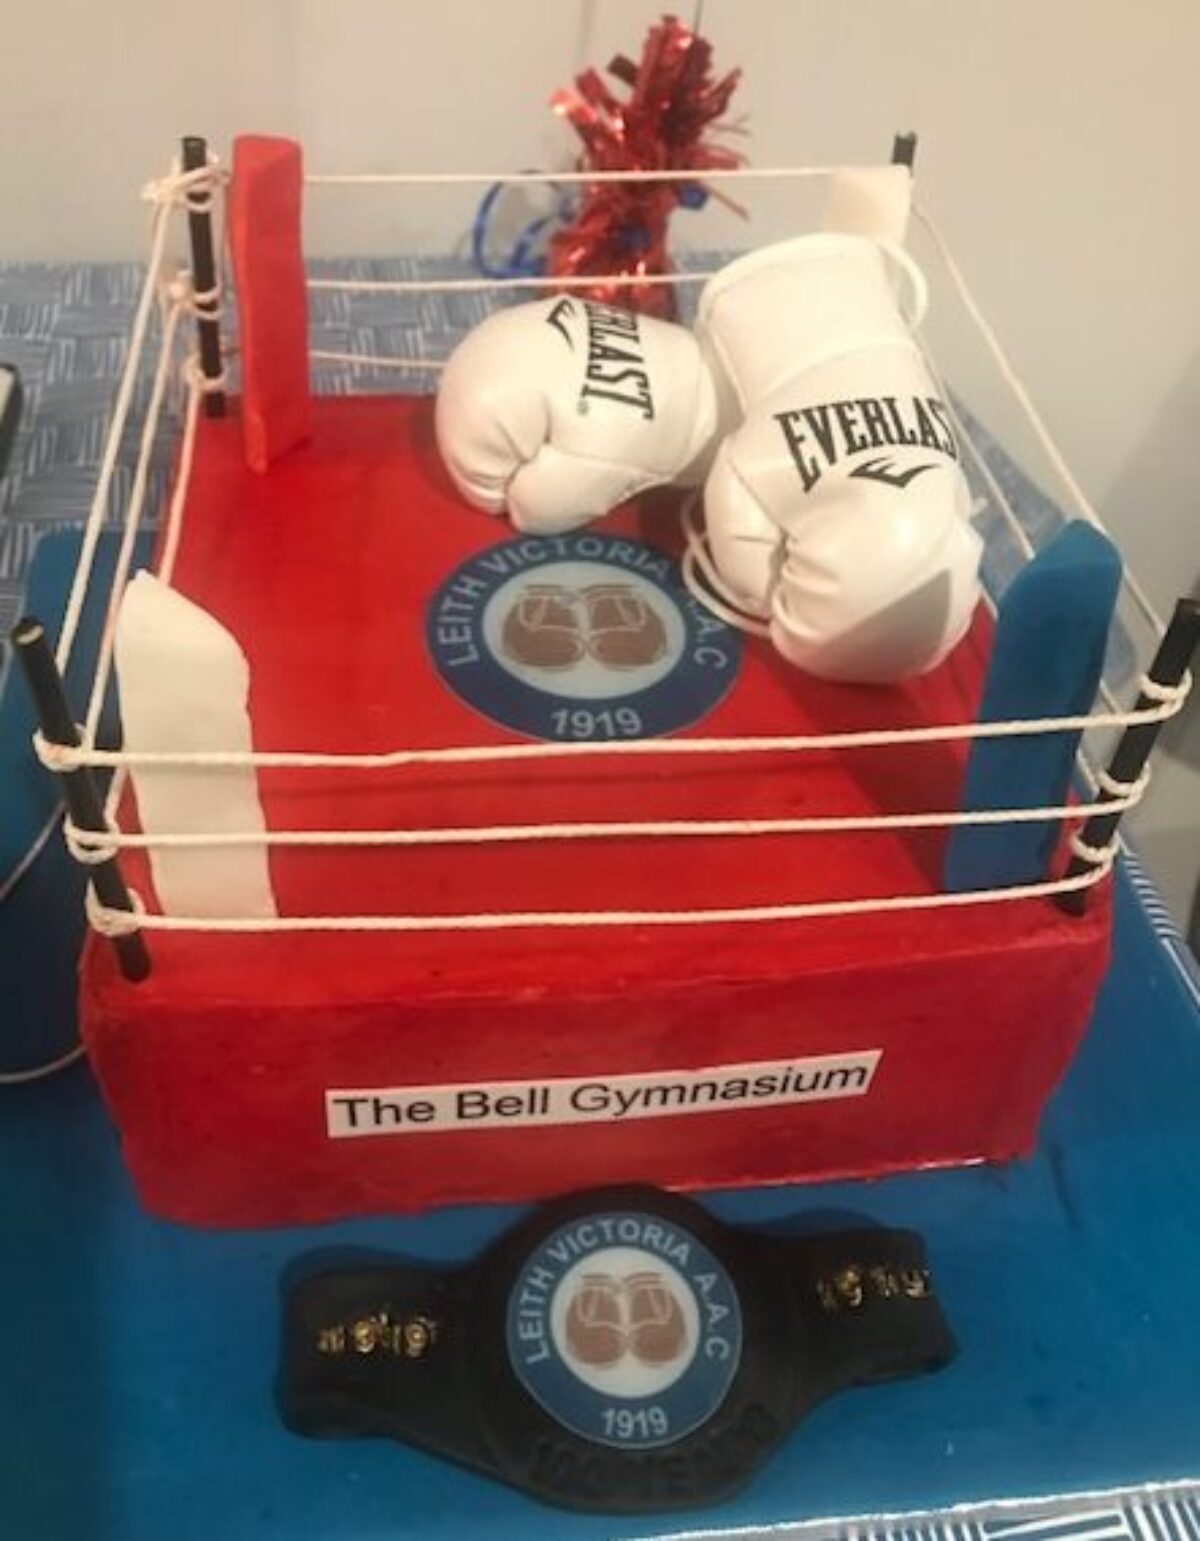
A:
[181,135,226,420]
[891,131,919,170]
[11,617,151,983]
[1058,595,1200,916]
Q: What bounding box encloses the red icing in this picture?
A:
[228,137,311,471]
[81,396,1111,1226]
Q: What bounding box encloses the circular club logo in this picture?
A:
[426,533,740,741]
[506,1210,742,1450]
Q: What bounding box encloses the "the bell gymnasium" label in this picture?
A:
[325,1051,880,1139]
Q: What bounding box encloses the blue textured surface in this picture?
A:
[1,870,1198,1540]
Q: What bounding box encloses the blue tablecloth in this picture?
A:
[2,262,1198,1541]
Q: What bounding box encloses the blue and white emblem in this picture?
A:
[426,533,740,741]
[506,1209,743,1450]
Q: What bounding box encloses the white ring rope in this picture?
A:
[55,195,177,674]
[1070,831,1119,866]
[87,359,208,834]
[55,159,224,684]
[83,854,1114,939]
[1139,670,1190,705]
[0,805,63,906]
[310,349,444,373]
[909,314,1116,787]
[83,295,186,741]
[308,270,714,296]
[63,788,1142,864]
[186,283,222,317]
[142,161,228,208]
[44,158,221,923]
[911,330,1035,563]
[158,369,205,589]
[913,203,1165,637]
[1095,764,1152,801]
[304,165,846,189]
[98,323,210,837]
[306,238,926,308]
[0,1042,88,1087]
[44,683,1188,776]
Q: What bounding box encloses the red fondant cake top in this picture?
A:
[88,395,1105,1013]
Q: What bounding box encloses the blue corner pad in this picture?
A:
[943,521,1123,893]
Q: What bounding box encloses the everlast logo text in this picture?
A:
[546,298,656,421]
[776,395,958,494]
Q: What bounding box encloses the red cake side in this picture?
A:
[79,396,1112,1225]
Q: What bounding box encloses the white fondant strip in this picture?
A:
[822,164,913,246]
[114,572,276,918]
[326,1051,881,1139]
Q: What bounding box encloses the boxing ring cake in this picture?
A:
[16,135,1193,1228]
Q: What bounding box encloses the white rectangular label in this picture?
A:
[325,1051,881,1139]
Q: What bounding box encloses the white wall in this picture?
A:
[3,0,1198,929]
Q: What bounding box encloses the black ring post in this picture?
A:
[1058,595,1200,916]
[10,617,151,982]
[181,135,226,419]
[891,131,918,169]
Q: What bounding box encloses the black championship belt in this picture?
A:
[281,1185,956,1514]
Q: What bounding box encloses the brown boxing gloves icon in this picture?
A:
[564,1272,625,1366]
[624,1270,688,1364]
[562,1268,689,1369]
[500,583,586,670]
[581,583,668,670]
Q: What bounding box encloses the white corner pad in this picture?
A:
[821,164,913,246]
[114,572,277,919]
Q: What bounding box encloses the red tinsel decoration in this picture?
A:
[547,15,742,319]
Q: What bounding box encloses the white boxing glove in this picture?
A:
[695,234,982,684]
[435,295,718,534]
